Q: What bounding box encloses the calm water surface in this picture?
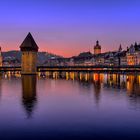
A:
[0,72,140,140]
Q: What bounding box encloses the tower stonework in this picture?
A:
[94,41,101,55]
[20,33,39,75]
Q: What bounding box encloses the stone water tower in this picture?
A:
[20,33,39,74]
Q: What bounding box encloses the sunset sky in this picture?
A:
[0,0,140,57]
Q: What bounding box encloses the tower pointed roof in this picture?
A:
[20,32,39,52]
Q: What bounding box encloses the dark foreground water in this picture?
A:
[0,72,140,140]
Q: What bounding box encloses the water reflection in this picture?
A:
[103,74,125,89]
[126,75,140,110]
[93,74,102,105]
[1,72,140,139]
[3,71,140,112]
[22,75,37,118]
[0,73,2,99]
[38,72,140,109]
[38,72,140,94]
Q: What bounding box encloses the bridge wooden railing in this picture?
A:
[0,65,140,72]
[0,66,21,72]
[37,65,140,69]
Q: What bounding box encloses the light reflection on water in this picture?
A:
[1,72,140,139]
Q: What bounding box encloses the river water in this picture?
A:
[0,72,140,140]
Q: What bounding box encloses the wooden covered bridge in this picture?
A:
[0,65,140,73]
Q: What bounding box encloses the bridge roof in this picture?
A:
[20,32,38,52]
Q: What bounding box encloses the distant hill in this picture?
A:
[2,51,63,64]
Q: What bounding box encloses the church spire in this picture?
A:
[96,40,99,46]
[119,44,122,52]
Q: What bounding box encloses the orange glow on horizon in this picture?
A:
[1,41,114,57]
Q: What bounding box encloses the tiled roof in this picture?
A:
[20,32,38,52]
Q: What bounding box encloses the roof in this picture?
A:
[134,43,140,51]
[72,51,93,61]
[93,51,117,58]
[127,43,140,53]
[78,51,93,57]
[114,51,127,58]
[20,32,39,52]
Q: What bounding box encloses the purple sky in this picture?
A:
[0,0,140,57]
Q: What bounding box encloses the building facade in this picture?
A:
[126,43,140,65]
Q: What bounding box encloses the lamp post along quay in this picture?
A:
[20,33,39,75]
